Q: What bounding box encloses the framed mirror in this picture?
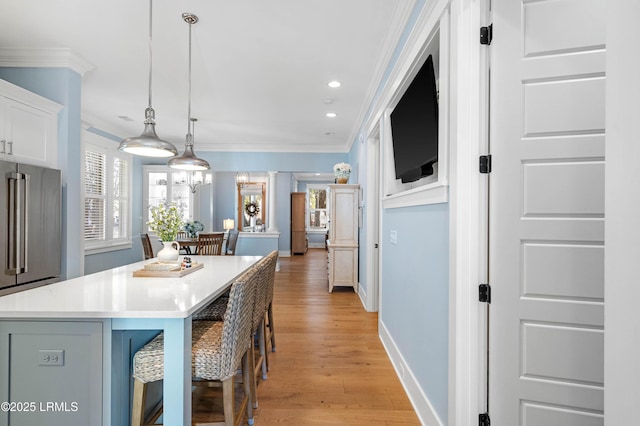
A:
[237,182,266,231]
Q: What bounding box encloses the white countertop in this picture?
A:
[0,255,261,319]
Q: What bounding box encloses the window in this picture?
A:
[83,132,132,254]
[307,185,328,230]
[143,166,207,232]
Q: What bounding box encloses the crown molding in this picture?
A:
[345,0,417,152]
[196,141,350,154]
[0,47,94,76]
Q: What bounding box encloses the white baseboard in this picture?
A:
[358,282,369,311]
[308,242,325,248]
[278,250,291,258]
[379,320,444,426]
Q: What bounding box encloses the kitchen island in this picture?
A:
[0,255,261,426]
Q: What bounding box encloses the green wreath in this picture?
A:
[245,201,260,217]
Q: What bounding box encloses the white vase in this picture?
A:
[157,241,180,262]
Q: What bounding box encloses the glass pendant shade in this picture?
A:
[119,107,177,157]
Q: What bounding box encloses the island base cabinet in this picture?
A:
[0,320,103,426]
[328,246,358,293]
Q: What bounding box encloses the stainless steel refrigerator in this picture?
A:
[0,160,61,295]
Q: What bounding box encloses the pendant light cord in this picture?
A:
[187,20,193,142]
[148,0,153,109]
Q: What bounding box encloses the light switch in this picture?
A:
[390,230,398,245]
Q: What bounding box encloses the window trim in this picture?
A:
[82,131,133,254]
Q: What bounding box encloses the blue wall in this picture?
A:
[381,203,449,421]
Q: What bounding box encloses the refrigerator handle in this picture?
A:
[22,173,29,273]
[7,172,19,275]
[14,173,23,275]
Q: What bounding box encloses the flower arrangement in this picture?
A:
[183,219,204,238]
[147,202,183,242]
[333,162,351,178]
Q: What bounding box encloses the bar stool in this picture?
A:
[131,268,258,426]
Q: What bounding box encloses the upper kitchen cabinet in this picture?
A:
[0,79,62,169]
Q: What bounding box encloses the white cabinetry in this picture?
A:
[0,79,62,168]
[327,184,359,293]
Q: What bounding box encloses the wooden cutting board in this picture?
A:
[132,262,203,278]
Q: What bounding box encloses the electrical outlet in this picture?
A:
[390,230,398,245]
[38,349,64,366]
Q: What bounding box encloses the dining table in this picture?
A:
[177,237,199,254]
[0,254,262,425]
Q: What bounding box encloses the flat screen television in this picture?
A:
[390,54,439,183]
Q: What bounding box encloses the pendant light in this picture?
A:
[168,13,211,171]
[118,0,178,158]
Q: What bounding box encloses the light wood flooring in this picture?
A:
[194,248,420,425]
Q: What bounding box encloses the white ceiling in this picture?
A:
[0,0,410,153]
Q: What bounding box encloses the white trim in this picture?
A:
[447,0,487,424]
[82,131,133,255]
[238,231,280,239]
[0,47,94,76]
[307,242,325,249]
[383,184,448,209]
[85,241,133,256]
[379,320,444,426]
[345,0,417,152]
[278,250,291,258]
[0,79,63,113]
[364,130,381,312]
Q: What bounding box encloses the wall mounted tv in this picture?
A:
[390,54,439,183]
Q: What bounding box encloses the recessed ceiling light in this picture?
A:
[118,115,135,122]
[328,81,341,88]
[326,112,337,118]
[325,132,335,136]
[323,99,334,104]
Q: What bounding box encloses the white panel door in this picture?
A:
[489,0,605,424]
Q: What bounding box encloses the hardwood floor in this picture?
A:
[192,248,420,425]
[253,248,420,425]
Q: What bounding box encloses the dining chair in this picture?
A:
[226,229,239,255]
[141,233,154,260]
[131,267,258,426]
[176,231,190,254]
[197,232,225,255]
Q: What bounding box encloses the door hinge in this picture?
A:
[479,155,492,174]
[479,284,491,303]
[480,24,493,45]
[479,412,491,426]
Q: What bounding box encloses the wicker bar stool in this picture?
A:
[131,268,258,426]
[193,251,278,410]
[263,252,278,355]
[255,252,278,378]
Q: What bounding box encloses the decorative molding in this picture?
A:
[379,320,444,426]
[0,47,94,76]
[238,231,280,239]
[0,79,62,112]
[345,0,417,151]
[383,184,448,209]
[196,141,351,153]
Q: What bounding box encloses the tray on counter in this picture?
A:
[132,261,203,277]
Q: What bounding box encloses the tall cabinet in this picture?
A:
[291,192,307,254]
[327,184,359,293]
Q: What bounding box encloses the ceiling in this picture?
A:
[0,0,411,153]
